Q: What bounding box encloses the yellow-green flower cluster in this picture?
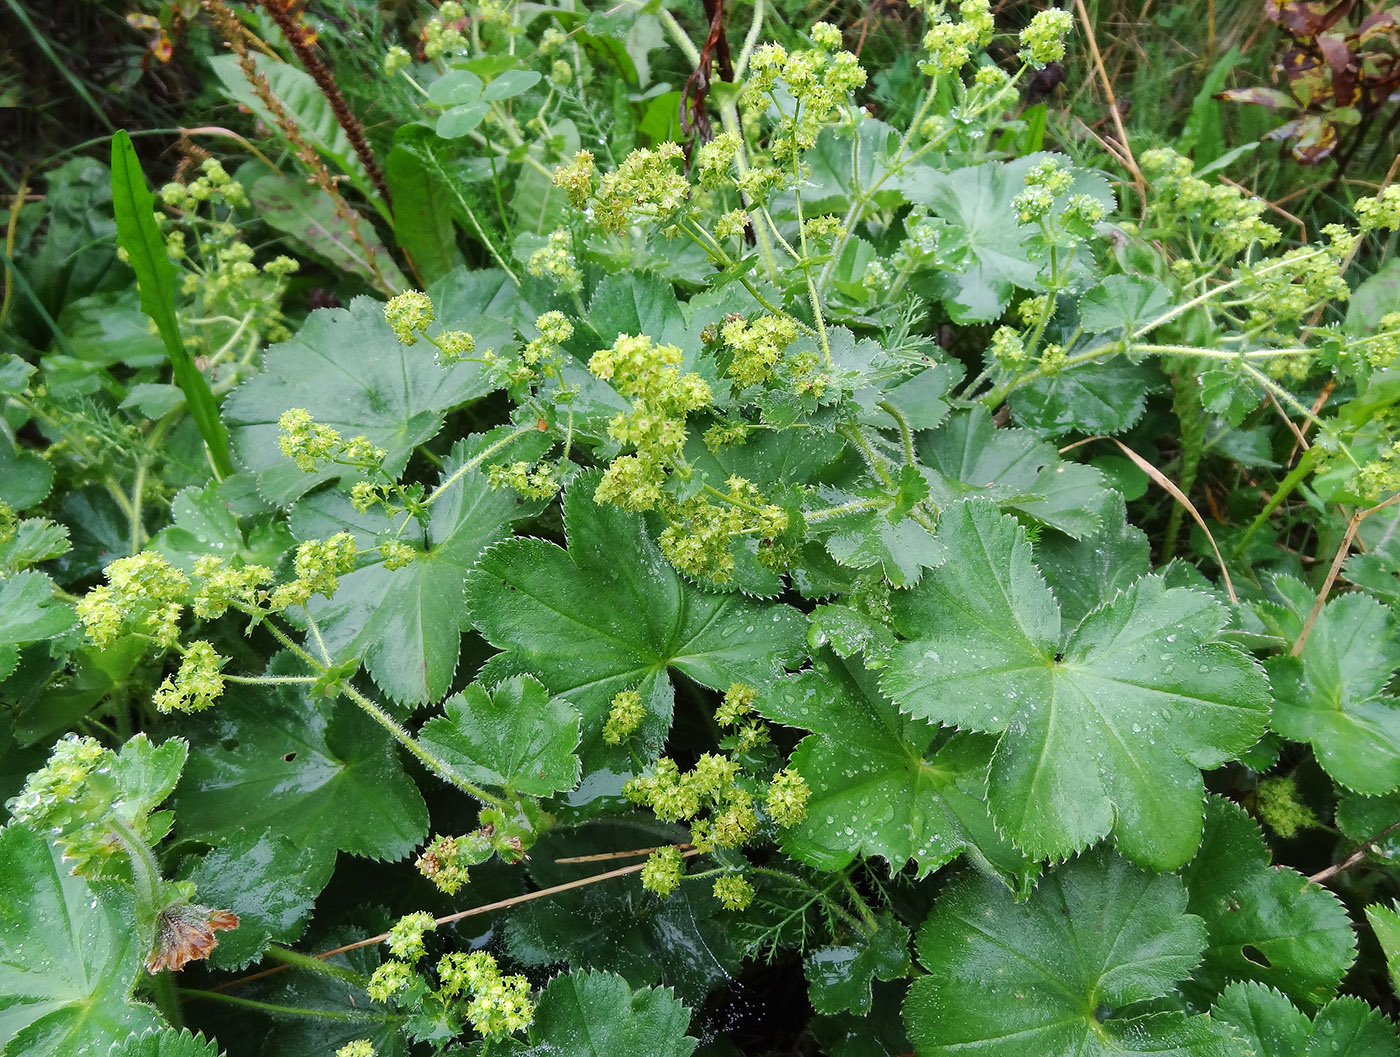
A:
[192,556,274,620]
[722,313,800,388]
[1356,440,1400,502]
[1018,6,1073,67]
[1356,186,1400,232]
[387,911,438,961]
[626,752,759,852]
[337,1042,375,1057]
[416,830,494,894]
[1239,242,1350,336]
[603,688,646,744]
[741,41,867,162]
[696,132,742,189]
[712,874,755,911]
[657,476,788,583]
[989,326,1026,368]
[378,539,418,570]
[1254,774,1319,838]
[764,767,811,827]
[437,951,535,1037]
[714,682,770,751]
[590,143,689,233]
[590,334,712,511]
[78,551,190,650]
[367,959,419,1003]
[552,150,596,210]
[277,408,386,474]
[269,532,360,609]
[6,734,110,836]
[152,640,227,714]
[1140,148,1281,259]
[423,1,467,59]
[385,290,435,346]
[488,460,559,499]
[640,844,686,897]
[384,45,411,76]
[527,228,582,293]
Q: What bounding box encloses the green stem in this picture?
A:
[178,989,393,1022]
[838,423,896,489]
[335,680,508,810]
[149,970,184,1030]
[878,400,917,466]
[425,423,536,506]
[263,944,368,988]
[804,496,891,523]
[1234,448,1321,558]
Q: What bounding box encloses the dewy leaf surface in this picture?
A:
[1180,797,1355,1008]
[419,674,581,796]
[0,824,163,1055]
[500,970,697,1057]
[804,912,910,1016]
[466,473,807,769]
[294,432,547,705]
[882,500,1270,868]
[1266,594,1400,794]
[174,655,428,874]
[757,656,1021,878]
[1212,981,1400,1057]
[223,294,493,506]
[918,406,1115,539]
[904,847,1226,1057]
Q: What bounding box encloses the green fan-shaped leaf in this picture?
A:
[1009,358,1160,436]
[223,295,493,506]
[1078,275,1171,334]
[1266,594,1400,794]
[1212,981,1400,1057]
[499,971,697,1057]
[185,828,333,971]
[420,675,581,796]
[1180,797,1354,1007]
[804,912,909,1016]
[905,847,1228,1057]
[108,1029,224,1056]
[465,474,807,771]
[919,406,1115,539]
[1035,493,1152,626]
[1365,903,1400,999]
[881,500,1270,869]
[174,656,428,875]
[0,824,162,1055]
[757,656,1027,880]
[293,431,547,706]
[504,820,742,1008]
[0,518,70,573]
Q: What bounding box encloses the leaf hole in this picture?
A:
[283,752,298,763]
[1241,945,1272,968]
[221,739,238,751]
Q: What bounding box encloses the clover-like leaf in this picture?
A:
[500,971,697,1057]
[905,847,1227,1057]
[465,474,807,770]
[0,824,163,1055]
[1212,981,1400,1057]
[919,406,1116,539]
[294,431,548,705]
[1180,797,1354,1007]
[804,912,909,1016]
[1266,593,1400,795]
[223,293,493,505]
[758,655,1026,879]
[419,675,581,796]
[174,655,428,875]
[881,500,1270,869]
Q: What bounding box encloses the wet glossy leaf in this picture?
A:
[1035,493,1152,626]
[1009,358,1160,436]
[1079,275,1172,334]
[223,294,493,506]
[294,432,546,706]
[0,519,70,573]
[466,474,807,770]
[0,824,163,1055]
[905,847,1226,1057]
[919,406,1115,539]
[1365,903,1400,999]
[804,912,909,1015]
[1267,594,1400,794]
[419,674,581,796]
[1181,797,1355,1007]
[499,971,696,1057]
[108,1029,224,1057]
[1212,981,1400,1057]
[882,500,1270,868]
[185,828,333,971]
[758,655,1024,878]
[174,657,428,874]
[0,572,78,676]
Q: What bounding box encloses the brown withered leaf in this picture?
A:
[146,903,240,973]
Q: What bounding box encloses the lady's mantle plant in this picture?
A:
[4,1,1400,1055]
